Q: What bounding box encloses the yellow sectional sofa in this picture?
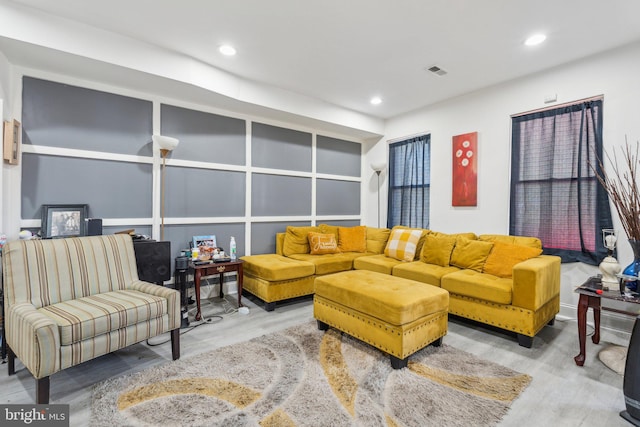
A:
[241,225,561,347]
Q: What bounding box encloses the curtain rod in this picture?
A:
[511,95,604,118]
[387,131,430,144]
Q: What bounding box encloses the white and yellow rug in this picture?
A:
[90,322,531,426]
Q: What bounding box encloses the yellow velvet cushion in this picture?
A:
[385,228,423,262]
[420,233,457,267]
[449,237,494,272]
[308,232,340,255]
[283,226,319,256]
[483,241,543,278]
[366,227,391,254]
[318,223,339,238]
[479,234,542,249]
[338,226,367,252]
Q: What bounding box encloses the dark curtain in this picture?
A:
[387,134,430,228]
[510,99,612,264]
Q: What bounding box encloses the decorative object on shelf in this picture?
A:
[593,142,640,291]
[153,134,180,241]
[452,131,477,207]
[370,161,386,228]
[599,229,621,291]
[3,119,20,165]
[0,233,5,253]
[40,204,88,238]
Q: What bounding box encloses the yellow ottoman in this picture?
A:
[314,270,449,369]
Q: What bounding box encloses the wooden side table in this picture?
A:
[574,276,640,366]
[192,259,244,321]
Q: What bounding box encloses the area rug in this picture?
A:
[90,322,531,426]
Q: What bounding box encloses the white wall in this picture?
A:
[374,41,640,330]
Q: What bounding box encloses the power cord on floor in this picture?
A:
[146,285,239,346]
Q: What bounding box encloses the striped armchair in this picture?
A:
[2,234,181,404]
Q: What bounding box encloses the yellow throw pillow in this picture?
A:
[390,226,429,259]
[421,234,457,267]
[385,228,423,262]
[483,241,543,278]
[338,226,367,252]
[283,226,319,256]
[449,237,494,272]
[318,223,339,238]
[366,227,391,254]
[308,232,340,255]
[479,234,542,249]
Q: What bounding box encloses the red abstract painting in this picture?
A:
[452,132,477,206]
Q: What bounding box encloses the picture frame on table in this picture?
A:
[41,204,89,239]
[193,235,217,249]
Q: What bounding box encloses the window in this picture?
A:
[510,99,612,264]
[387,134,430,228]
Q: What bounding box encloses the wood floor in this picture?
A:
[0,292,632,426]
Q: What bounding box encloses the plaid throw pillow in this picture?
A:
[384,228,423,261]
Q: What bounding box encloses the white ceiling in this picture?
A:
[4,0,640,121]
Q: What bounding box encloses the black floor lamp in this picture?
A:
[153,134,180,241]
[371,162,387,228]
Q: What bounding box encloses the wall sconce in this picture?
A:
[153,135,180,241]
[371,161,387,228]
[599,228,621,291]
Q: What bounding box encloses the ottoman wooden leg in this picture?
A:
[317,320,329,331]
[390,355,408,369]
[517,334,533,348]
[264,302,276,312]
[431,337,443,347]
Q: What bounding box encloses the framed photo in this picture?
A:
[193,235,217,249]
[41,204,88,238]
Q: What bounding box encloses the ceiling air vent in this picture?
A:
[426,65,447,76]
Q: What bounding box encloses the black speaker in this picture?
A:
[133,240,171,284]
[622,315,640,426]
[85,218,103,236]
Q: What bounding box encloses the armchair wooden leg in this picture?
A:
[7,345,15,375]
[171,328,180,360]
[36,377,50,404]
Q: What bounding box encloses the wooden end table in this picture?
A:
[574,276,640,366]
[192,259,244,321]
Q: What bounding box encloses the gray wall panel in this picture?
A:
[165,166,245,217]
[316,179,360,215]
[22,76,153,156]
[21,153,152,219]
[317,135,361,177]
[161,104,245,165]
[252,174,312,216]
[252,122,312,172]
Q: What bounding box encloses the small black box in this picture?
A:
[85,218,103,236]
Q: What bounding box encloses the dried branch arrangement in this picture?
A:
[593,141,640,241]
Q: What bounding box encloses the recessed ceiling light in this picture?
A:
[219,45,237,56]
[370,96,382,105]
[525,34,546,46]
